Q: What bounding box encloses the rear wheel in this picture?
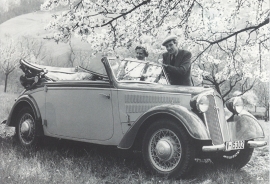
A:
[15,107,40,148]
[211,148,254,169]
[142,118,195,178]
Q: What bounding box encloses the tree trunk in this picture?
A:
[4,73,8,93]
[265,103,269,122]
[267,103,269,121]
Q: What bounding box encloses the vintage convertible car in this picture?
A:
[2,57,267,178]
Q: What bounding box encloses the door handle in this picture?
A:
[99,93,110,99]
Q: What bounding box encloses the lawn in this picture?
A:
[0,92,269,184]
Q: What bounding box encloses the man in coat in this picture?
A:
[162,35,192,86]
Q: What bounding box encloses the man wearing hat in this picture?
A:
[162,35,192,86]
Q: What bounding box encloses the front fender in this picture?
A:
[228,110,265,141]
[6,94,43,136]
[118,104,210,149]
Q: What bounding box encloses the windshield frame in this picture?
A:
[107,57,170,85]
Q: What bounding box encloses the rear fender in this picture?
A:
[228,110,265,141]
[6,94,43,136]
[118,104,210,149]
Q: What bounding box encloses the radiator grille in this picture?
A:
[215,94,230,141]
[205,95,224,145]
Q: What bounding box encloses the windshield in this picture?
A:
[108,58,169,85]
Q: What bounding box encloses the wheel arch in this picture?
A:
[6,95,44,136]
[131,113,189,151]
[118,104,211,149]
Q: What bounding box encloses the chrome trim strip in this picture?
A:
[44,87,112,91]
[45,82,193,96]
[43,86,192,96]
[116,88,192,96]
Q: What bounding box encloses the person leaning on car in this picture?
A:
[135,46,148,61]
[162,34,192,86]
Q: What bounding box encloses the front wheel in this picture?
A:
[142,118,195,178]
[15,107,41,148]
[211,148,254,169]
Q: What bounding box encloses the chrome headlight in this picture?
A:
[197,95,210,113]
[226,97,244,114]
[190,94,209,113]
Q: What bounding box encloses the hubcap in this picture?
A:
[149,129,182,172]
[21,120,32,136]
[19,113,35,145]
[156,138,173,161]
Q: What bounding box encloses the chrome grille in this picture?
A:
[215,94,230,141]
[205,95,224,145]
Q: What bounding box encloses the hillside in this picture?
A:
[0,10,103,67]
[0,0,44,24]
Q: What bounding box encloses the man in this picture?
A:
[162,35,192,86]
[135,46,148,61]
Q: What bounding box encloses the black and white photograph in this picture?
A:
[0,0,269,183]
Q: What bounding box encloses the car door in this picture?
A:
[44,82,114,141]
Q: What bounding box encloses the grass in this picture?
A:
[0,92,269,184]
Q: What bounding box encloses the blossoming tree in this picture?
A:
[41,0,269,102]
[0,36,26,92]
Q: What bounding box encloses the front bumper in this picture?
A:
[202,140,267,152]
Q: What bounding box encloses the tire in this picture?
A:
[211,148,254,169]
[142,118,195,178]
[15,107,41,148]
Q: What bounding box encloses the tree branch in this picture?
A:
[193,17,269,64]
[198,18,269,44]
[222,76,242,99]
[156,0,182,27]
[99,0,151,27]
[192,44,212,63]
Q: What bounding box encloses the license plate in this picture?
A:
[225,140,245,151]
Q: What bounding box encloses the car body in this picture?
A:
[3,57,267,178]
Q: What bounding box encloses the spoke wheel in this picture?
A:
[149,129,182,172]
[15,107,40,148]
[142,118,195,178]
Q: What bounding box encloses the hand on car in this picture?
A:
[163,64,173,71]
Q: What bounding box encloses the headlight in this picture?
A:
[190,94,209,113]
[226,97,244,114]
[197,95,209,113]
